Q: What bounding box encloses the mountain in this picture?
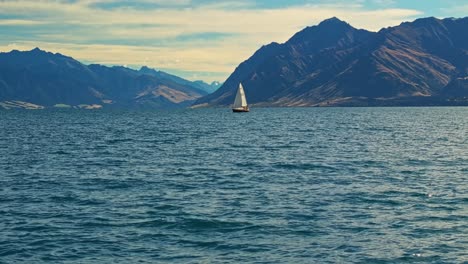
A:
[194,17,468,107]
[0,48,210,109]
[139,66,222,94]
[192,80,222,94]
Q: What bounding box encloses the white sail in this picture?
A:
[233,83,247,108]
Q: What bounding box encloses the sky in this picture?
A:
[0,0,467,82]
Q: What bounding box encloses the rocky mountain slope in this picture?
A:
[194,17,468,107]
[0,48,213,109]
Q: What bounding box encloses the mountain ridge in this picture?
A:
[194,16,468,107]
[0,48,221,109]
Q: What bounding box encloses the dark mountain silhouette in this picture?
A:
[0,48,212,109]
[194,17,468,107]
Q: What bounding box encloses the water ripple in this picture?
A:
[1,107,467,263]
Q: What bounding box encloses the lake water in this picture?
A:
[1,107,467,263]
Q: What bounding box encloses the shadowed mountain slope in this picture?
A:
[0,48,211,109]
[194,17,468,107]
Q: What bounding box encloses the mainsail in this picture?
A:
[233,83,247,109]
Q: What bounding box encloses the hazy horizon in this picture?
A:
[0,0,466,82]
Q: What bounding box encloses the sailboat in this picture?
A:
[232,83,249,112]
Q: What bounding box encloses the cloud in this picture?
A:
[0,0,423,82]
[0,19,47,25]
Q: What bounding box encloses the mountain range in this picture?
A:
[194,16,468,107]
[0,48,221,109]
[1,16,467,110]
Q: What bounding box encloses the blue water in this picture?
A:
[1,107,467,263]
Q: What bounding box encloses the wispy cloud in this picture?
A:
[0,0,423,81]
[0,19,47,25]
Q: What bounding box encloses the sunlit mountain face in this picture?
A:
[195,17,468,107]
[0,48,211,109]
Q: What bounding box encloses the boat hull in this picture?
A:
[232,107,249,113]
